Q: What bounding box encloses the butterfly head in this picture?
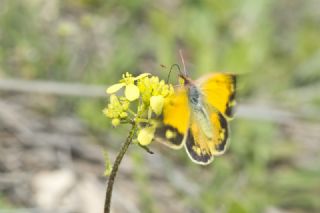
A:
[178,73,195,87]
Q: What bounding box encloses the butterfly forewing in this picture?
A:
[198,73,236,119]
[154,87,190,149]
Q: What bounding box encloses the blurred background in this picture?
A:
[0,0,319,212]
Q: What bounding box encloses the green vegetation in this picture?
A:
[1,0,319,212]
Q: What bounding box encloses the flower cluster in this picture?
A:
[103,95,129,126]
[103,72,174,146]
[137,76,173,115]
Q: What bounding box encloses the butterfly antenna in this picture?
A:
[167,64,181,83]
[179,50,188,76]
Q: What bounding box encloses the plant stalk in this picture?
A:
[104,124,136,213]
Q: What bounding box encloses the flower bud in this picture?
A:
[137,126,155,146]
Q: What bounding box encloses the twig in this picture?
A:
[104,124,137,213]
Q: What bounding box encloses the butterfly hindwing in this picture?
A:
[198,73,236,119]
[155,125,186,149]
[208,108,229,155]
[184,107,229,165]
[185,117,214,165]
[155,87,190,149]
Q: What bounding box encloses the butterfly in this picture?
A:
[155,70,236,165]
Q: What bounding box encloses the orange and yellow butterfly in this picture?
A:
[155,66,236,165]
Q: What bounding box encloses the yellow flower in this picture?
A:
[137,126,156,146]
[103,72,174,148]
[137,76,174,105]
[125,84,140,101]
[132,73,150,81]
[106,72,150,96]
[106,83,125,94]
[103,95,129,120]
[150,95,164,115]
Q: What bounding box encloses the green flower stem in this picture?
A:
[135,118,150,123]
[127,108,136,116]
[104,123,137,213]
